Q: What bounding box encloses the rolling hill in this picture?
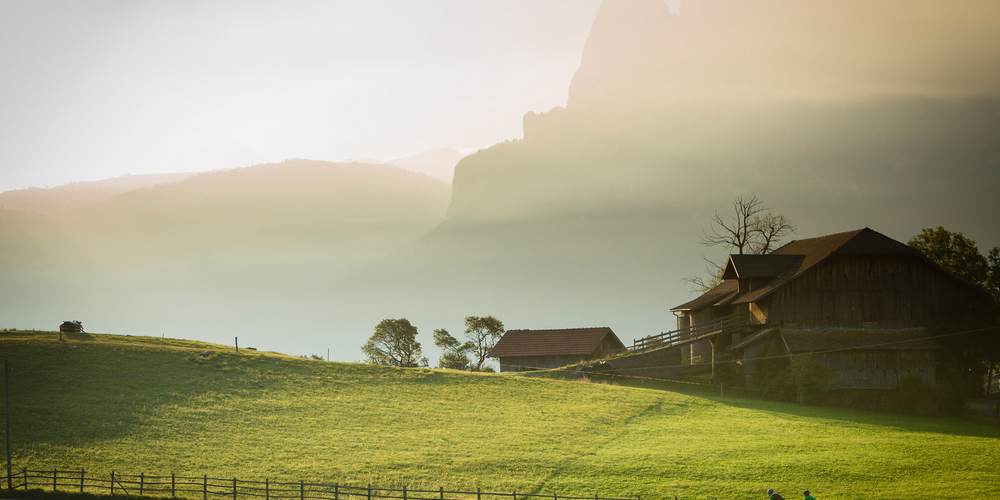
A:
[0,160,451,351]
[3,331,999,499]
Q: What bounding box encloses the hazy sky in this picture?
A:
[0,0,601,191]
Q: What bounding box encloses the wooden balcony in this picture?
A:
[629,311,750,353]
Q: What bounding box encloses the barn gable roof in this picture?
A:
[672,228,931,311]
[490,327,624,358]
[722,254,804,279]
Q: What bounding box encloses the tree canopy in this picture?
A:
[433,328,473,370]
[909,226,999,302]
[362,318,427,367]
[464,315,505,371]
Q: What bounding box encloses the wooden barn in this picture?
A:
[490,327,626,372]
[655,228,995,390]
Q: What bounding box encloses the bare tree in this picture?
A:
[687,195,795,290]
[703,195,765,255]
[683,256,725,292]
[752,213,795,254]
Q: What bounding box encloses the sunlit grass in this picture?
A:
[3,331,998,499]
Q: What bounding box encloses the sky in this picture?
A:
[0,0,602,191]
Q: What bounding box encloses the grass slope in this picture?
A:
[2,331,999,499]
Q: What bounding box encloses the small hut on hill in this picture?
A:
[59,321,83,334]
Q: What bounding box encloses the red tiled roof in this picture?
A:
[490,327,624,357]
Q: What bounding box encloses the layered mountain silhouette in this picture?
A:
[434,0,1000,343]
[389,149,466,183]
[0,172,192,216]
[0,160,450,350]
[3,0,999,358]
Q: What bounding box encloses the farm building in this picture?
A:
[621,228,995,391]
[59,321,83,334]
[491,327,626,372]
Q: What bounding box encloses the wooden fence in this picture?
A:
[629,312,749,353]
[7,468,639,500]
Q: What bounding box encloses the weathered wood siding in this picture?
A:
[820,350,936,389]
[763,255,987,327]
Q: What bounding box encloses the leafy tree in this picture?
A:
[910,227,1000,398]
[433,328,473,370]
[987,247,1000,303]
[362,318,427,367]
[909,227,989,286]
[464,315,505,371]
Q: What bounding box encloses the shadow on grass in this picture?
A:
[530,369,1000,439]
[4,333,288,451]
[703,395,1000,439]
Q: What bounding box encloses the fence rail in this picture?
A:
[629,312,749,353]
[7,468,638,500]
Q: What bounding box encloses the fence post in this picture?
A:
[140,472,145,496]
[52,467,57,491]
[80,468,85,493]
[476,488,481,500]
[111,471,115,495]
[403,486,407,500]
[265,478,270,500]
[440,486,444,500]
[367,483,372,500]
[300,480,304,500]
[513,491,517,500]
[172,473,176,498]
[233,477,238,500]
[22,468,28,490]
[204,474,208,500]
[333,483,338,500]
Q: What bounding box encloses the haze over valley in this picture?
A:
[2,0,999,361]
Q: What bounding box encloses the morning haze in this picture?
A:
[4,2,1000,498]
[2,0,999,362]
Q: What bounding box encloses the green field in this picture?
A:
[2,331,999,499]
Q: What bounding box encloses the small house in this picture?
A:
[490,327,626,372]
[59,321,83,334]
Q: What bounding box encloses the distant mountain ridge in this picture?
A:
[389,149,466,183]
[0,172,193,216]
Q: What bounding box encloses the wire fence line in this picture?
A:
[6,468,642,500]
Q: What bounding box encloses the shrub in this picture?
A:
[750,357,795,401]
[713,357,744,389]
[789,354,834,404]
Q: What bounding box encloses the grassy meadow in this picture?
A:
[2,331,999,499]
